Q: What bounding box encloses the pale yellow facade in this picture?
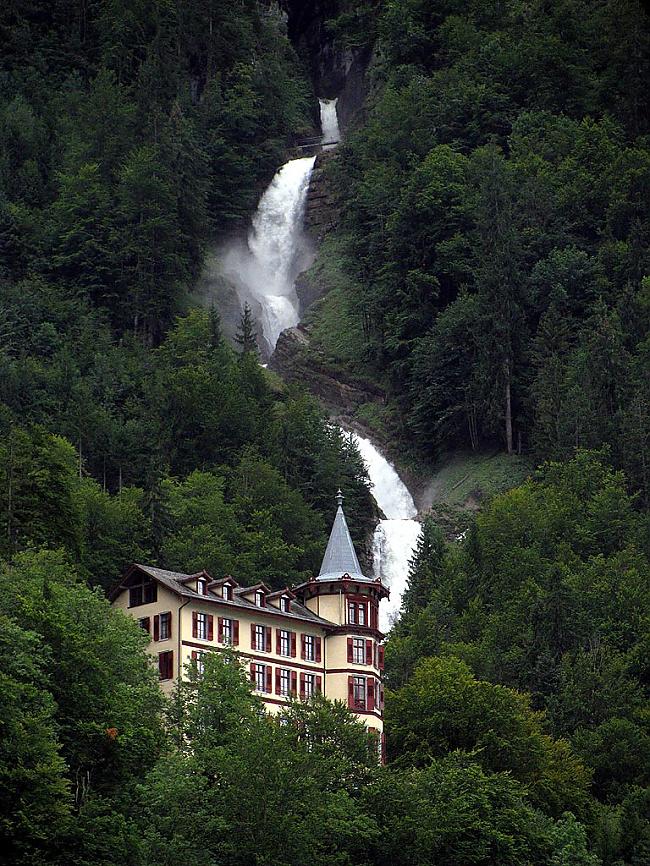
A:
[111,566,386,749]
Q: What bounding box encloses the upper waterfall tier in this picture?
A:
[319,97,340,149]
[221,155,316,351]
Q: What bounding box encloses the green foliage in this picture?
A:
[388,452,650,863]
[322,0,650,494]
[386,656,591,817]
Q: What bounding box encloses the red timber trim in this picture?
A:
[326,667,385,676]
[180,642,325,673]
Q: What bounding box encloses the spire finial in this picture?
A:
[336,488,344,508]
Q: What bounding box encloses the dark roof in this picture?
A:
[115,564,334,628]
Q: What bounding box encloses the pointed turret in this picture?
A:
[318,490,365,580]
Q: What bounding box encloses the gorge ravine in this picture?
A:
[218,98,421,627]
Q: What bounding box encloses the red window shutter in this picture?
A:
[266,666,272,693]
[299,672,306,699]
[191,650,197,661]
[276,630,281,655]
[301,634,306,660]
[233,620,239,645]
[347,676,354,709]
[251,623,256,648]
[366,640,373,665]
[217,617,224,642]
[347,637,353,663]
[275,668,281,695]
[250,662,256,683]
[153,615,160,641]
[207,615,214,641]
[378,646,385,670]
[291,671,297,695]
[291,632,296,657]
[265,627,271,653]
[315,637,322,663]
[367,677,375,711]
[192,611,198,639]
[142,617,151,633]
[167,611,172,633]
[316,675,322,693]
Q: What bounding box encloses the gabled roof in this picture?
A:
[111,564,334,627]
[317,490,368,582]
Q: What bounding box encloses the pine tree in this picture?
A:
[235,303,259,356]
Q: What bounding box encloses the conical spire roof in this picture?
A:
[318,490,365,580]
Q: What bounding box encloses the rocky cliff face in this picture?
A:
[269,324,386,416]
[281,0,372,131]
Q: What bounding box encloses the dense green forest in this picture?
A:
[317,0,650,501]
[1,1,649,865]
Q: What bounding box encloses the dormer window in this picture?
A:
[280,596,290,613]
[255,590,265,607]
[222,584,232,600]
[197,579,208,595]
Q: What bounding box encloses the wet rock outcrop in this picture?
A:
[269,324,386,416]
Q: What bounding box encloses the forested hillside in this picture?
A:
[316,0,650,500]
[0,0,375,587]
[1,2,649,866]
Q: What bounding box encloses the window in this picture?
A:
[352,637,365,665]
[192,611,213,641]
[303,673,316,698]
[192,650,206,675]
[279,668,291,696]
[138,617,150,633]
[280,596,290,613]
[299,672,322,700]
[278,629,291,657]
[197,579,208,595]
[129,579,157,608]
[347,600,367,626]
[159,612,171,640]
[349,675,366,710]
[158,651,173,680]
[222,584,232,600]
[303,634,315,661]
[255,590,265,607]
[154,612,172,641]
[221,618,233,645]
[251,662,271,693]
[196,612,208,640]
[252,624,270,652]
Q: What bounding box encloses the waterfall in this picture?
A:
[221,155,316,351]
[319,97,340,149]
[350,433,422,631]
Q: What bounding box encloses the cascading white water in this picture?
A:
[222,155,316,350]
[319,97,341,149]
[350,433,422,631]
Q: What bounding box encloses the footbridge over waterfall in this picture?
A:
[292,136,339,157]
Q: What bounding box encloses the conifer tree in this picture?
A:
[235,303,259,356]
